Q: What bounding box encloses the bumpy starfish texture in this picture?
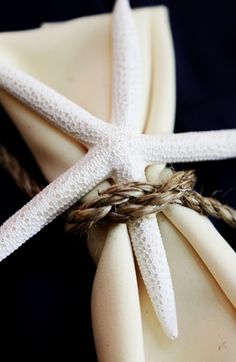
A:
[0,0,236,339]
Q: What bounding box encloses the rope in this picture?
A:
[66,170,236,234]
[0,144,235,234]
[0,145,42,197]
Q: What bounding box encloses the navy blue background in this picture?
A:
[0,0,235,360]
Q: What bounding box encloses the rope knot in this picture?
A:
[65,170,236,234]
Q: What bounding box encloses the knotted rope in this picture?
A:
[0,144,235,234]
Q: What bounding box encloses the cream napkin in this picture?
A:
[0,7,235,361]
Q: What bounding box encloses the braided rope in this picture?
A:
[0,145,42,197]
[66,171,236,234]
[0,144,235,234]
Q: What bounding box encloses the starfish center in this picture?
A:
[107,127,131,155]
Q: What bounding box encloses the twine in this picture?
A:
[0,144,235,234]
[0,145,42,197]
[66,171,236,234]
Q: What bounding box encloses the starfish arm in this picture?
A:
[128,215,178,339]
[114,159,177,338]
[112,0,141,129]
[0,148,111,262]
[0,64,109,146]
[138,130,236,163]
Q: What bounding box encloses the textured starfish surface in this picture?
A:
[0,0,236,339]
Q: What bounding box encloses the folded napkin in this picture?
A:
[0,4,235,361]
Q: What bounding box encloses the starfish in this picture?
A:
[0,0,235,339]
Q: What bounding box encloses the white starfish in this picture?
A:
[0,0,235,339]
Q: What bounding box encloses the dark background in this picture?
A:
[0,0,235,360]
